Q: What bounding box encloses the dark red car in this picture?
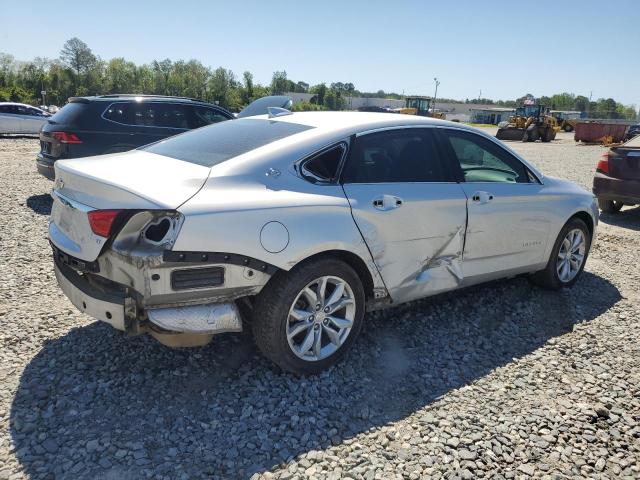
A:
[593,135,640,212]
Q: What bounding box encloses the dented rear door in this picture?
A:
[341,127,468,304]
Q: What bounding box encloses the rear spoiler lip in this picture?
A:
[68,97,91,104]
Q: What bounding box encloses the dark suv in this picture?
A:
[36,95,234,180]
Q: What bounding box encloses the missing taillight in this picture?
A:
[143,218,172,244]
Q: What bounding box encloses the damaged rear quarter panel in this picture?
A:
[172,177,386,296]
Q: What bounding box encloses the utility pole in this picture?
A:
[433,77,440,113]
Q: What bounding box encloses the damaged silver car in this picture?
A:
[49,111,598,374]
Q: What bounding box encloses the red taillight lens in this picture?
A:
[52,131,82,144]
[596,152,609,174]
[87,210,123,237]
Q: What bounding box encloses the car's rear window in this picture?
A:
[49,102,87,124]
[142,118,314,167]
[624,135,640,148]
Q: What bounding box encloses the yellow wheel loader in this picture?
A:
[550,110,579,132]
[399,96,446,120]
[496,104,558,142]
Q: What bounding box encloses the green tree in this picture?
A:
[309,83,327,105]
[270,70,290,95]
[60,38,97,76]
[104,57,137,93]
[208,67,236,108]
[151,59,173,95]
[241,71,254,103]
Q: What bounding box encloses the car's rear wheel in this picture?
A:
[598,199,624,213]
[530,218,591,290]
[252,258,365,375]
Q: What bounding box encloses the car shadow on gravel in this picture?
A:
[26,193,53,215]
[599,205,640,231]
[10,271,621,479]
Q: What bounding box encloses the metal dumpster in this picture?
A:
[574,122,628,143]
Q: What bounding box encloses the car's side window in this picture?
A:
[342,128,449,184]
[0,105,7,114]
[152,103,189,129]
[103,102,134,125]
[300,143,347,183]
[441,129,530,183]
[189,106,230,129]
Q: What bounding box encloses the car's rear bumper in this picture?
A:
[54,257,129,331]
[53,247,244,338]
[36,153,55,180]
[593,172,640,205]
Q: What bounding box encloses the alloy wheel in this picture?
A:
[286,275,356,361]
[556,228,586,283]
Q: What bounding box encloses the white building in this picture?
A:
[469,107,515,125]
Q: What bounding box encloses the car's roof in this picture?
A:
[69,94,217,105]
[0,102,42,108]
[218,111,543,181]
[256,110,471,135]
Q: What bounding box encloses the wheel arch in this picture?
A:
[570,210,594,238]
[280,249,378,301]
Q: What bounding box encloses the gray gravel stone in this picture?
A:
[1,134,639,479]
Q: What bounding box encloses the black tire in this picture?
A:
[598,198,623,213]
[530,217,591,290]
[523,125,538,142]
[252,258,365,375]
[541,127,554,142]
[564,124,573,132]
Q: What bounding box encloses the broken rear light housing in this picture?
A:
[88,210,124,237]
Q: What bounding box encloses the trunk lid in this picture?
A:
[608,143,640,181]
[50,150,211,261]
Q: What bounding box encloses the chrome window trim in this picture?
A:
[295,140,350,185]
[100,101,231,130]
[346,125,459,184]
[354,124,437,137]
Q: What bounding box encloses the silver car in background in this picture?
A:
[48,111,598,374]
[0,102,50,134]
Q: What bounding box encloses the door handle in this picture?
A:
[472,191,494,204]
[373,195,403,211]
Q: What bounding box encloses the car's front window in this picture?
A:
[142,118,314,167]
[442,130,530,183]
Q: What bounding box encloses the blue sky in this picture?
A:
[1,0,639,106]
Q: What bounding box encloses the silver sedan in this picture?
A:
[0,102,50,134]
[48,111,598,374]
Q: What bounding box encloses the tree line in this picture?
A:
[0,38,636,119]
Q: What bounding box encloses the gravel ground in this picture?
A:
[1,132,639,479]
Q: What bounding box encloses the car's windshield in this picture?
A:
[142,118,314,167]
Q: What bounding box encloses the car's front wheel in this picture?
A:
[531,217,591,290]
[252,258,365,375]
